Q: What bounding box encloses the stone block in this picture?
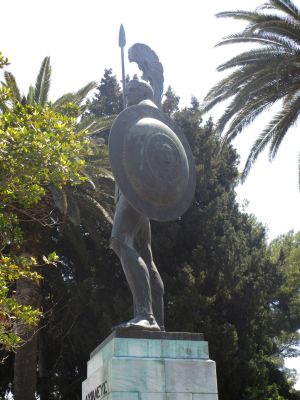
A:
[111,357,165,393]
[111,337,208,359]
[110,392,139,400]
[166,393,193,399]
[165,359,218,394]
[127,338,151,357]
[148,339,163,357]
[140,393,167,400]
[114,337,161,358]
[192,395,218,400]
[162,340,208,360]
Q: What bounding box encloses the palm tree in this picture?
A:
[2,57,115,400]
[2,57,114,222]
[202,0,300,184]
[2,56,113,133]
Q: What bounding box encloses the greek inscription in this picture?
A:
[85,380,108,400]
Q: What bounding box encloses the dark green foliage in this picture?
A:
[86,68,123,118]
[268,231,300,353]
[162,86,180,116]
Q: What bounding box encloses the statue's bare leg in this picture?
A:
[110,195,160,331]
[138,221,165,330]
[114,239,152,315]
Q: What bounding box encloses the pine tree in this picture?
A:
[162,86,180,116]
[86,68,122,117]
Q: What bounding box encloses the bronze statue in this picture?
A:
[108,44,195,331]
[110,80,164,331]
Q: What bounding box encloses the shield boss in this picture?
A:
[109,103,195,221]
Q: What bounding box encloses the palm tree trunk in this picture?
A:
[13,276,41,400]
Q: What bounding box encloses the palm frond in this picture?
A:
[65,187,81,226]
[217,10,300,43]
[4,71,22,102]
[27,85,35,105]
[218,62,300,138]
[49,185,68,219]
[262,0,300,21]
[204,52,300,114]
[274,55,300,78]
[202,64,266,110]
[216,31,300,50]
[52,93,74,109]
[221,86,285,141]
[75,193,113,225]
[74,81,97,105]
[53,81,96,109]
[241,95,300,179]
[224,94,279,142]
[216,76,286,136]
[84,116,115,135]
[248,20,300,43]
[75,115,97,132]
[269,94,300,159]
[79,171,97,190]
[216,10,269,23]
[241,130,276,181]
[218,47,292,71]
[34,56,51,106]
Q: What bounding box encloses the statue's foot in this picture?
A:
[112,314,160,332]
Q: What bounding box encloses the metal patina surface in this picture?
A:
[109,103,195,221]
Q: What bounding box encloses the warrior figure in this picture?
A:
[110,79,164,331]
[109,44,195,331]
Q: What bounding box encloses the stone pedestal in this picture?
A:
[82,331,218,400]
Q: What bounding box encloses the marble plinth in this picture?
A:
[82,331,218,400]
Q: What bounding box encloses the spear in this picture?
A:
[119,24,126,109]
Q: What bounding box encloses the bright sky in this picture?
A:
[0,0,299,388]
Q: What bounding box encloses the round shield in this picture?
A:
[109,103,196,221]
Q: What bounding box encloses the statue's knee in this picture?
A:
[110,237,134,258]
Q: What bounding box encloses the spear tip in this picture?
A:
[119,24,126,48]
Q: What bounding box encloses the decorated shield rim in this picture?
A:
[109,103,196,221]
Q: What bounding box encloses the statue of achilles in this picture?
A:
[108,45,196,331]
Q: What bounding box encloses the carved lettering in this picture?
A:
[102,381,108,395]
[85,380,108,400]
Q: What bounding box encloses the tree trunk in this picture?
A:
[38,330,49,400]
[14,276,41,400]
